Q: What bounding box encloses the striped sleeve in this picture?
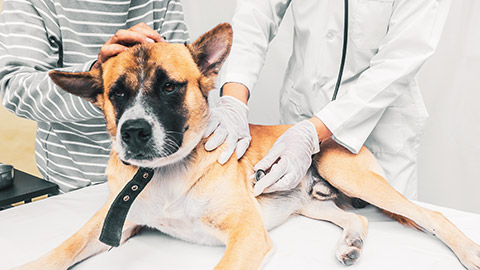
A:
[0,0,102,123]
[160,0,189,43]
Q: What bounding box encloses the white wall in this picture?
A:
[416,1,480,214]
[184,1,480,213]
[1,0,477,212]
[182,0,292,123]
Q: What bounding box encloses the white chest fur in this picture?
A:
[127,164,222,246]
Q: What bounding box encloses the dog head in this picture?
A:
[49,23,232,167]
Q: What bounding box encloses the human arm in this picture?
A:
[204,0,292,163]
[316,0,452,154]
[256,0,451,194]
[0,1,174,123]
[0,0,103,122]
[220,0,292,92]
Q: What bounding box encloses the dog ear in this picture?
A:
[188,23,232,87]
[49,69,104,107]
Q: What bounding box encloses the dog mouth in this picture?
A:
[117,131,203,168]
[120,149,157,166]
[124,150,157,161]
[119,137,182,167]
[116,115,184,166]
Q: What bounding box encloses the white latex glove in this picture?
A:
[253,120,320,196]
[204,96,251,164]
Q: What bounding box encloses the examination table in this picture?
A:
[1,183,479,269]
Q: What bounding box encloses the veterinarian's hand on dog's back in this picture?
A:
[91,23,165,70]
[253,119,321,196]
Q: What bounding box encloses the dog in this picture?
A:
[16,23,480,270]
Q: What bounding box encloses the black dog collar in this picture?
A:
[99,167,154,247]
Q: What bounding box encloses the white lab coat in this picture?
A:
[221,0,452,199]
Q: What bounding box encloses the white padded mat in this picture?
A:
[1,183,479,269]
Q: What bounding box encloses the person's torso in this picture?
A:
[279,0,427,199]
[36,0,187,192]
[280,0,430,142]
[280,0,420,123]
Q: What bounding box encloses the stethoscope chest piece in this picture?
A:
[255,169,266,182]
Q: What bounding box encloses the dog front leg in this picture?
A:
[210,209,273,270]
[13,202,138,270]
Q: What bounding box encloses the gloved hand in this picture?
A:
[204,96,251,164]
[253,120,320,196]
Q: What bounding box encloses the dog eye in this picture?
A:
[163,83,175,93]
[113,89,126,98]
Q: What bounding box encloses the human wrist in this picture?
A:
[308,116,333,143]
[300,119,320,154]
[220,82,249,105]
[219,95,249,113]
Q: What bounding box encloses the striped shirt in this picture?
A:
[0,0,189,192]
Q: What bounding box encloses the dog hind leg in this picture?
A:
[300,199,368,266]
[320,164,480,270]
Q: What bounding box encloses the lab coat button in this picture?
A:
[326,30,336,40]
[315,78,326,88]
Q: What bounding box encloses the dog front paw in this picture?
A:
[11,262,40,270]
[11,257,68,270]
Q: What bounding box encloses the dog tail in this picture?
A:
[382,210,424,232]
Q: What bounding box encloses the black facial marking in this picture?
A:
[151,67,188,97]
[152,67,187,95]
[145,67,189,156]
[112,46,194,161]
[109,75,134,124]
[133,44,149,64]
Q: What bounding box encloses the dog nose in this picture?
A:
[121,119,152,147]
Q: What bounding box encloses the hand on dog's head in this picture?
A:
[49,23,232,107]
[48,23,233,167]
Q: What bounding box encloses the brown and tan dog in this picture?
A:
[16,23,480,270]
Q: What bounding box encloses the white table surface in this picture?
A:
[1,183,479,270]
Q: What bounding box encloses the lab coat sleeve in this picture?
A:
[315,0,452,154]
[0,0,102,123]
[220,0,292,92]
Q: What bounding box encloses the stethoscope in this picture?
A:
[255,0,349,183]
[332,0,349,101]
